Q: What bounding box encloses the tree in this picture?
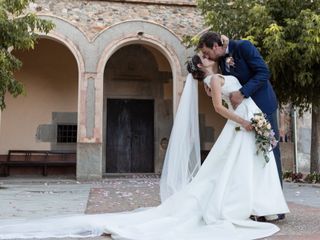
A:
[195,0,320,172]
[0,0,54,110]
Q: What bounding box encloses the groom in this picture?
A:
[197,32,284,221]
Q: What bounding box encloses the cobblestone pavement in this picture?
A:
[85,177,160,214]
[0,177,319,240]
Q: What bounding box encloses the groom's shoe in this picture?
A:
[265,214,279,221]
[250,214,286,222]
[265,214,286,222]
[249,215,266,222]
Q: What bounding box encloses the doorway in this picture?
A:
[106,99,154,173]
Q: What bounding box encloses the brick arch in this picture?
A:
[37,32,85,138]
[37,15,89,143]
[37,16,86,91]
[95,20,189,114]
[95,21,189,175]
[38,33,85,79]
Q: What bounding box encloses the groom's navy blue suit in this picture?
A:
[219,40,282,185]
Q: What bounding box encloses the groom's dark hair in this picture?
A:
[197,32,223,49]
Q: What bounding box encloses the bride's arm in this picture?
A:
[209,75,252,131]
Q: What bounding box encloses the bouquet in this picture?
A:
[236,113,278,163]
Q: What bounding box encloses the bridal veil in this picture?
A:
[159,73,201,201]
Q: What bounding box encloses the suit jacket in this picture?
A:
[219,40,278,115]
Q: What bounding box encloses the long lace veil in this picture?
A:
[160,74,201,202]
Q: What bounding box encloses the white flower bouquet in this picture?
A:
[236,113,278,163]
[251,113,278,163]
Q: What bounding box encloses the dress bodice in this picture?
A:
[204,74,242,96]
[203,74,242,110]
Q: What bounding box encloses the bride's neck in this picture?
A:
[205,68,215,75]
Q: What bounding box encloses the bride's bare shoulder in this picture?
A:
[212,74,225,87]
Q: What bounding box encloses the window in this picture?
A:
[57,125,77,143]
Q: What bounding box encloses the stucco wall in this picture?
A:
[0,39,78,154]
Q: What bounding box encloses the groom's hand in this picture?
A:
[230,91,244,109]
[204,84,211,97]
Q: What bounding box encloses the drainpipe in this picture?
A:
[293,109,299,173]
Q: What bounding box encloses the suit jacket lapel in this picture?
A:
[226,40,238,74]
[220,40,237,74]
[228,40,237,55]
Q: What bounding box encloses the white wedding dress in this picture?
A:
[0,75,289,240]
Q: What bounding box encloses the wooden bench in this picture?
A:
[1,150,76,176]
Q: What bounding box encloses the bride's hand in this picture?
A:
[241,120,253,131]
[221,35,229,47]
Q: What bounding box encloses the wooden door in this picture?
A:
[106,99,154,173]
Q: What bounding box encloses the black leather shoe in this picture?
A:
[265,214,286,222]
[249,215,267,222]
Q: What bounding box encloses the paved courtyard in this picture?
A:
[0,177,319,239]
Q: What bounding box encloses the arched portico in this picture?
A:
[2,16,191,180]
[0,36,81,176]
[76,20,189,179]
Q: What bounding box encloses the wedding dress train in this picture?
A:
[0,75,289,240]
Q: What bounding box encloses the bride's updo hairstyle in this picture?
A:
[187,55,205,81]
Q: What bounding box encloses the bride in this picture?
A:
[0,55,289,240]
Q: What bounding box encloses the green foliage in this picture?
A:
[263,8,320,113]
[304,172,320,183]
[197,0,261,38]
[196,0,320,112]
[0,0,54,110]
[283,170,320,184]
[182,35,201,48]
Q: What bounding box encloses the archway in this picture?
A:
[0,38,79,176]
[103,44,173,174]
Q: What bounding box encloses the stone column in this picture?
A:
[77,72,103,180]
[297,111,312,173]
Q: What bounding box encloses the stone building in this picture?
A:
[279,105,312,173]
[0,0,228,180]
[0,0,311,180]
